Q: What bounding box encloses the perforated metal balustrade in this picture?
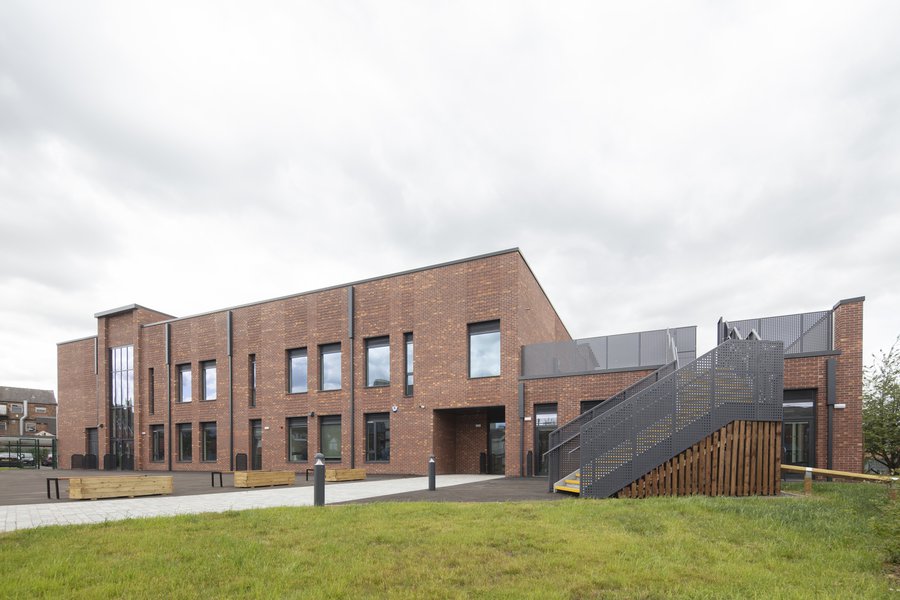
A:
[578,339,783,499]
[718,310,832,355]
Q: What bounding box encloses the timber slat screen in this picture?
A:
[580,339,784,499]
[617,421,782,498]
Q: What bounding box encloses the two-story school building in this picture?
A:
[56,248,864,490]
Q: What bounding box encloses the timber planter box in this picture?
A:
[325,468,366,482]
[233,470,296,488]
[68,475,173,500]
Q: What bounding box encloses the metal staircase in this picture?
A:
[549,337,783,499]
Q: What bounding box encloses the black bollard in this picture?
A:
[428,454,436,491]
[314,452,325,506]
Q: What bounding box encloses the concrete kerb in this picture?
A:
[0,474,504,533]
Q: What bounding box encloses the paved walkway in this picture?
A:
[1,474,503,533]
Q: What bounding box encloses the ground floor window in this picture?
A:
[287,417,308,462]
[150,425,164,462]
[534,404,558,476]
[177,423,192,462]
[783,389,815,468]
[320,416,341,460]
[201,422,217,462]
[365,413,390,462]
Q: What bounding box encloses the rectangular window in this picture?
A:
[320,343,341,391]
[320,415,341,460]
[150,425,165,462]
[287,417,308,462]
[249,354,257,407]
[34,406,48,414]
[148,368,155,415]
[469,320,501,378]
[177,423,192,462]
[366,337,390,387]
[288,348,308,393]
[11,403,23,414]
[404,333,414,396]
[178,364,192,403]
[201,422,217,462]
[365,413,390,462]
[0,421,6,431]
[202,361,216,401]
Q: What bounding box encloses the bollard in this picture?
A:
[803,467,813,496]
[428,454,436,491]
[314,452,325,507]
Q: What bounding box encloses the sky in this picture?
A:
[1,1,899,393]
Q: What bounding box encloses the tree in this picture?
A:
[863,337,900,473]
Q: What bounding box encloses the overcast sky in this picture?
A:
[2,1,899,393]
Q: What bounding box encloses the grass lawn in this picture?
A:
[2,482,896,599]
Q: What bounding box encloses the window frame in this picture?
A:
[319,343,342,391]
[177,423,192,462]
[201,360,217,401]
[249,354,257,407]
[468,320,501,379]
[365,336,390,388]
[148,367,155,415]
[365,412,390,463]
[200,421,217,462]
[150,425,165,462]
[404,332,414,396]
[319,415,342,460]
[286,417,309,463]
[288,348,308,394]
[178,364,192,403]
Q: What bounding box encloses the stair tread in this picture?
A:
[554,484,581,494]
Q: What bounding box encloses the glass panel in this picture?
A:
[365,414,390,462]
[251,420,262,470]
[366,338,390,387]
[320,344,341,390]
[405,333,414,396]
[783,422,811,465]
[289,349,307,393]
[534,405,557,476]
[151,426,164,462]
[178,425,192,461]
[288,418,308,462]
[469,322,501,378]
[321,417,341,459]
[202,423,217,461]
[249,355,257,406]
[203,362,216,400]
[489,422,505,474]
[180,365,192,402]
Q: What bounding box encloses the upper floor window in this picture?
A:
[148,368,155,415]
[178,364,192,402]
[249,354,257,407]
[288,349,308,394]
[469,321,501,378]
[366,337,390,387]
[320,343,341,391]
[110,345,134,408]
[202,361,216,401]
[404,333,414,396]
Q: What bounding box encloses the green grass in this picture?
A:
[2,483,896,599]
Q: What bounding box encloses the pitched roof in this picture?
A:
[0,386,57,405]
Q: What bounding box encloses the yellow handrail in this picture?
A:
[781,464,897,483]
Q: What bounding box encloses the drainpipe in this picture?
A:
[166,323,172,471]
[518,382,525,477]
[826,358,836,473]
[19,400,28,436]
[348,286,355,469]
[227,311,234,471]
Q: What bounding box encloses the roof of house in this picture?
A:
[0,386,57,405]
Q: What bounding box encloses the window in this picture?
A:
[177,423,192,462]
[34,406,48,414]
[202,361,216,401]
[249,354,257,407]
[404,333,414,396]
[148,368,155,415]
[0,421,6,432]
[320,344,341,390]
[25,421,36,433]
[320,416,341,460]
[288,348,308,393]
[366,337,390,387]
[178,364,192,403]
[468,320,501,378]
[109,345,134,460]
[10,403,23,414]
[365,413,390,462]
[150,425,165,462]
[201,422,217,462]
[287,417,308,462]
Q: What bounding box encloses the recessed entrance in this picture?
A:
[433,406,506,475]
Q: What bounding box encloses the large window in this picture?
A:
[150,425,165,462]
[288,348,308,393]
[177,423,192,462]
[469,320,501,378]
[249,354,257,407]
[110,345,134,460]
[287,417,308,462]
[365,413,390,462]
[202,361,217,401]
[366,337,390,387]
[404,333,414,396]
[178,364,192,403]
[320,344,341,391]
[320,415,341,460]
[201,422,217,462]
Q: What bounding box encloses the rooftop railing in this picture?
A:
[717,310,832,355]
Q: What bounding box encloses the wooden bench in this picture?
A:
[233,470,296,488]
[325,468,366,482]
[67,475,173,500]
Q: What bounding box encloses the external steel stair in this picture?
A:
[554,470,581,495]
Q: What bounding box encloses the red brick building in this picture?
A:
[0,386,57,437]
[56,249,864,478]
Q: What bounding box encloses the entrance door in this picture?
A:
[488,421,505,474]
[250,419,263,470]
[783,390,815,474]
[534,404,558,476]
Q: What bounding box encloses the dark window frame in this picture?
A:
[201,360,217,401]
[404,332,414,396]
[319,343,342,391]
[200,421,217,462]
[287,417,309,463]
[177,423,192,462]
[249,354,257,407]
[468,320,501,379]
[150,424,165,462]
[365,412,390,463]
[319,415,342,460]
[149,367,155,415]
[365,336,391,388]
[178,364,192,403]
[288,348,308,394]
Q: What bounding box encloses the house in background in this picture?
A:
[55,249,863,498]
[0,386,58,437]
